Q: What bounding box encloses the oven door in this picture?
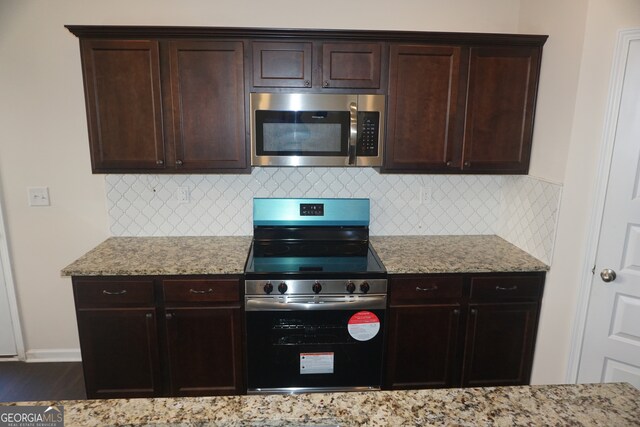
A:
[245,295,386,393]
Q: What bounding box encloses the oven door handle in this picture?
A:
[245,295,386,311]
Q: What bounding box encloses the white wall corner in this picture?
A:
[25,348,82,363]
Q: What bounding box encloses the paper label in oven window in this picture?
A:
[300,352,334,375]
[348,311,380,341]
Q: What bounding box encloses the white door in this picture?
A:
[0,197,17,356]
[577,31,640,387]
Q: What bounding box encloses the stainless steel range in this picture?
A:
[244,198,387,394]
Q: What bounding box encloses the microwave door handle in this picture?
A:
[348,101,358,165]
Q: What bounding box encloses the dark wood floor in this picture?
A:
[0,361,86,402]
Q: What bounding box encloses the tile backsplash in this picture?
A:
[105,168,561,264]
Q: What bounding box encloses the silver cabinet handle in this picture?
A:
[102,289,127,295]
[323,80,329,87]
[496,285,518,291]
[146,313,152,319]
[304,80,311,87]
[600,269,617,283]
[166,313,173,320]
[176,159,183,166]
[470,308,477,315]
[416,285,438,292]
[156,159,164,165]
[189,288,213,294]
[464,161,471,167]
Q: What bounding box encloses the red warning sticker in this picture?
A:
[347,311,380,341]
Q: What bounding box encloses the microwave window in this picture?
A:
[255,111,349,156]
[263,123,342,153]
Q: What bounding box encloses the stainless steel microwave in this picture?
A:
[250,93,385,167]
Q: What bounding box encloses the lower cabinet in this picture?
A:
[72,276,244,399]
[384,272,545,390]
[163,278,243,396]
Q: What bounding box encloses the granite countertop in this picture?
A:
[61,236,252,276]
[371,235,548,274]
[2,383,637,426]
[61,235,547,277]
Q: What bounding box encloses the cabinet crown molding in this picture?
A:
[65,25,548,46]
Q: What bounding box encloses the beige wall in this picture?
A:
[0,0,520,356]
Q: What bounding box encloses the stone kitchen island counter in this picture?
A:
[3,383,638,426]
[61,236,252,276]
[371,235,549,274]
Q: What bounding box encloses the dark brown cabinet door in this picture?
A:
[462,302,538,387]
[462,46,541,173]
[80,40,166,172]
[321,42,381,89]
[385,304,462,389]
[252,41,313,88]
[169,41,247,171]
[76,308,161,398]
[385,45,463,171]
[164,306,243,396]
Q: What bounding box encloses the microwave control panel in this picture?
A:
[356,112,380,157]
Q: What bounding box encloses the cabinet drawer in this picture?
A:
[163,279,240,303]
[470,276,542,300]
[74,280,155,308]
[390,276,463,305]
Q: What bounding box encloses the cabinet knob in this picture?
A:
[446,161,452,167]
[304,80,311,87]
[156,159,164,165]
[166,313,173,320]
[176,159,183,166]
[323,80,329,87]
[464,161,471,167]
[470,308,477,315]
[146,313,153,319]
[453,309,460,315]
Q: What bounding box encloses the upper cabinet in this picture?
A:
[462,46,540,173]
[384,43,542,174]
[385,45,463,172]
[168,41,246,171]
[251,41,382,89]
[77,37,248,174]
[67,26,546,174]
[80,40,166,171]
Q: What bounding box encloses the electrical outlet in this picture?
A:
[420,186,432,205]
[27,187,50,206]
[175,187,190,203]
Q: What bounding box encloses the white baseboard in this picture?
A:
[25,349,82,362]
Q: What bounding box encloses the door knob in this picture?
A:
[600,268,617,283]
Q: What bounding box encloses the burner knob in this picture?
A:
[312,281,322,294]
[360,281,370,294]
[264,282,273,294]
[278,282,288,294]
[346,281,356,294]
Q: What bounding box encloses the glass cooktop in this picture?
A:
[244,242,386,275]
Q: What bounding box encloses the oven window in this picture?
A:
[246,309,385,390]
[255,111,349,156]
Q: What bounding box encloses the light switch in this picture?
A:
[28,187,50,206]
